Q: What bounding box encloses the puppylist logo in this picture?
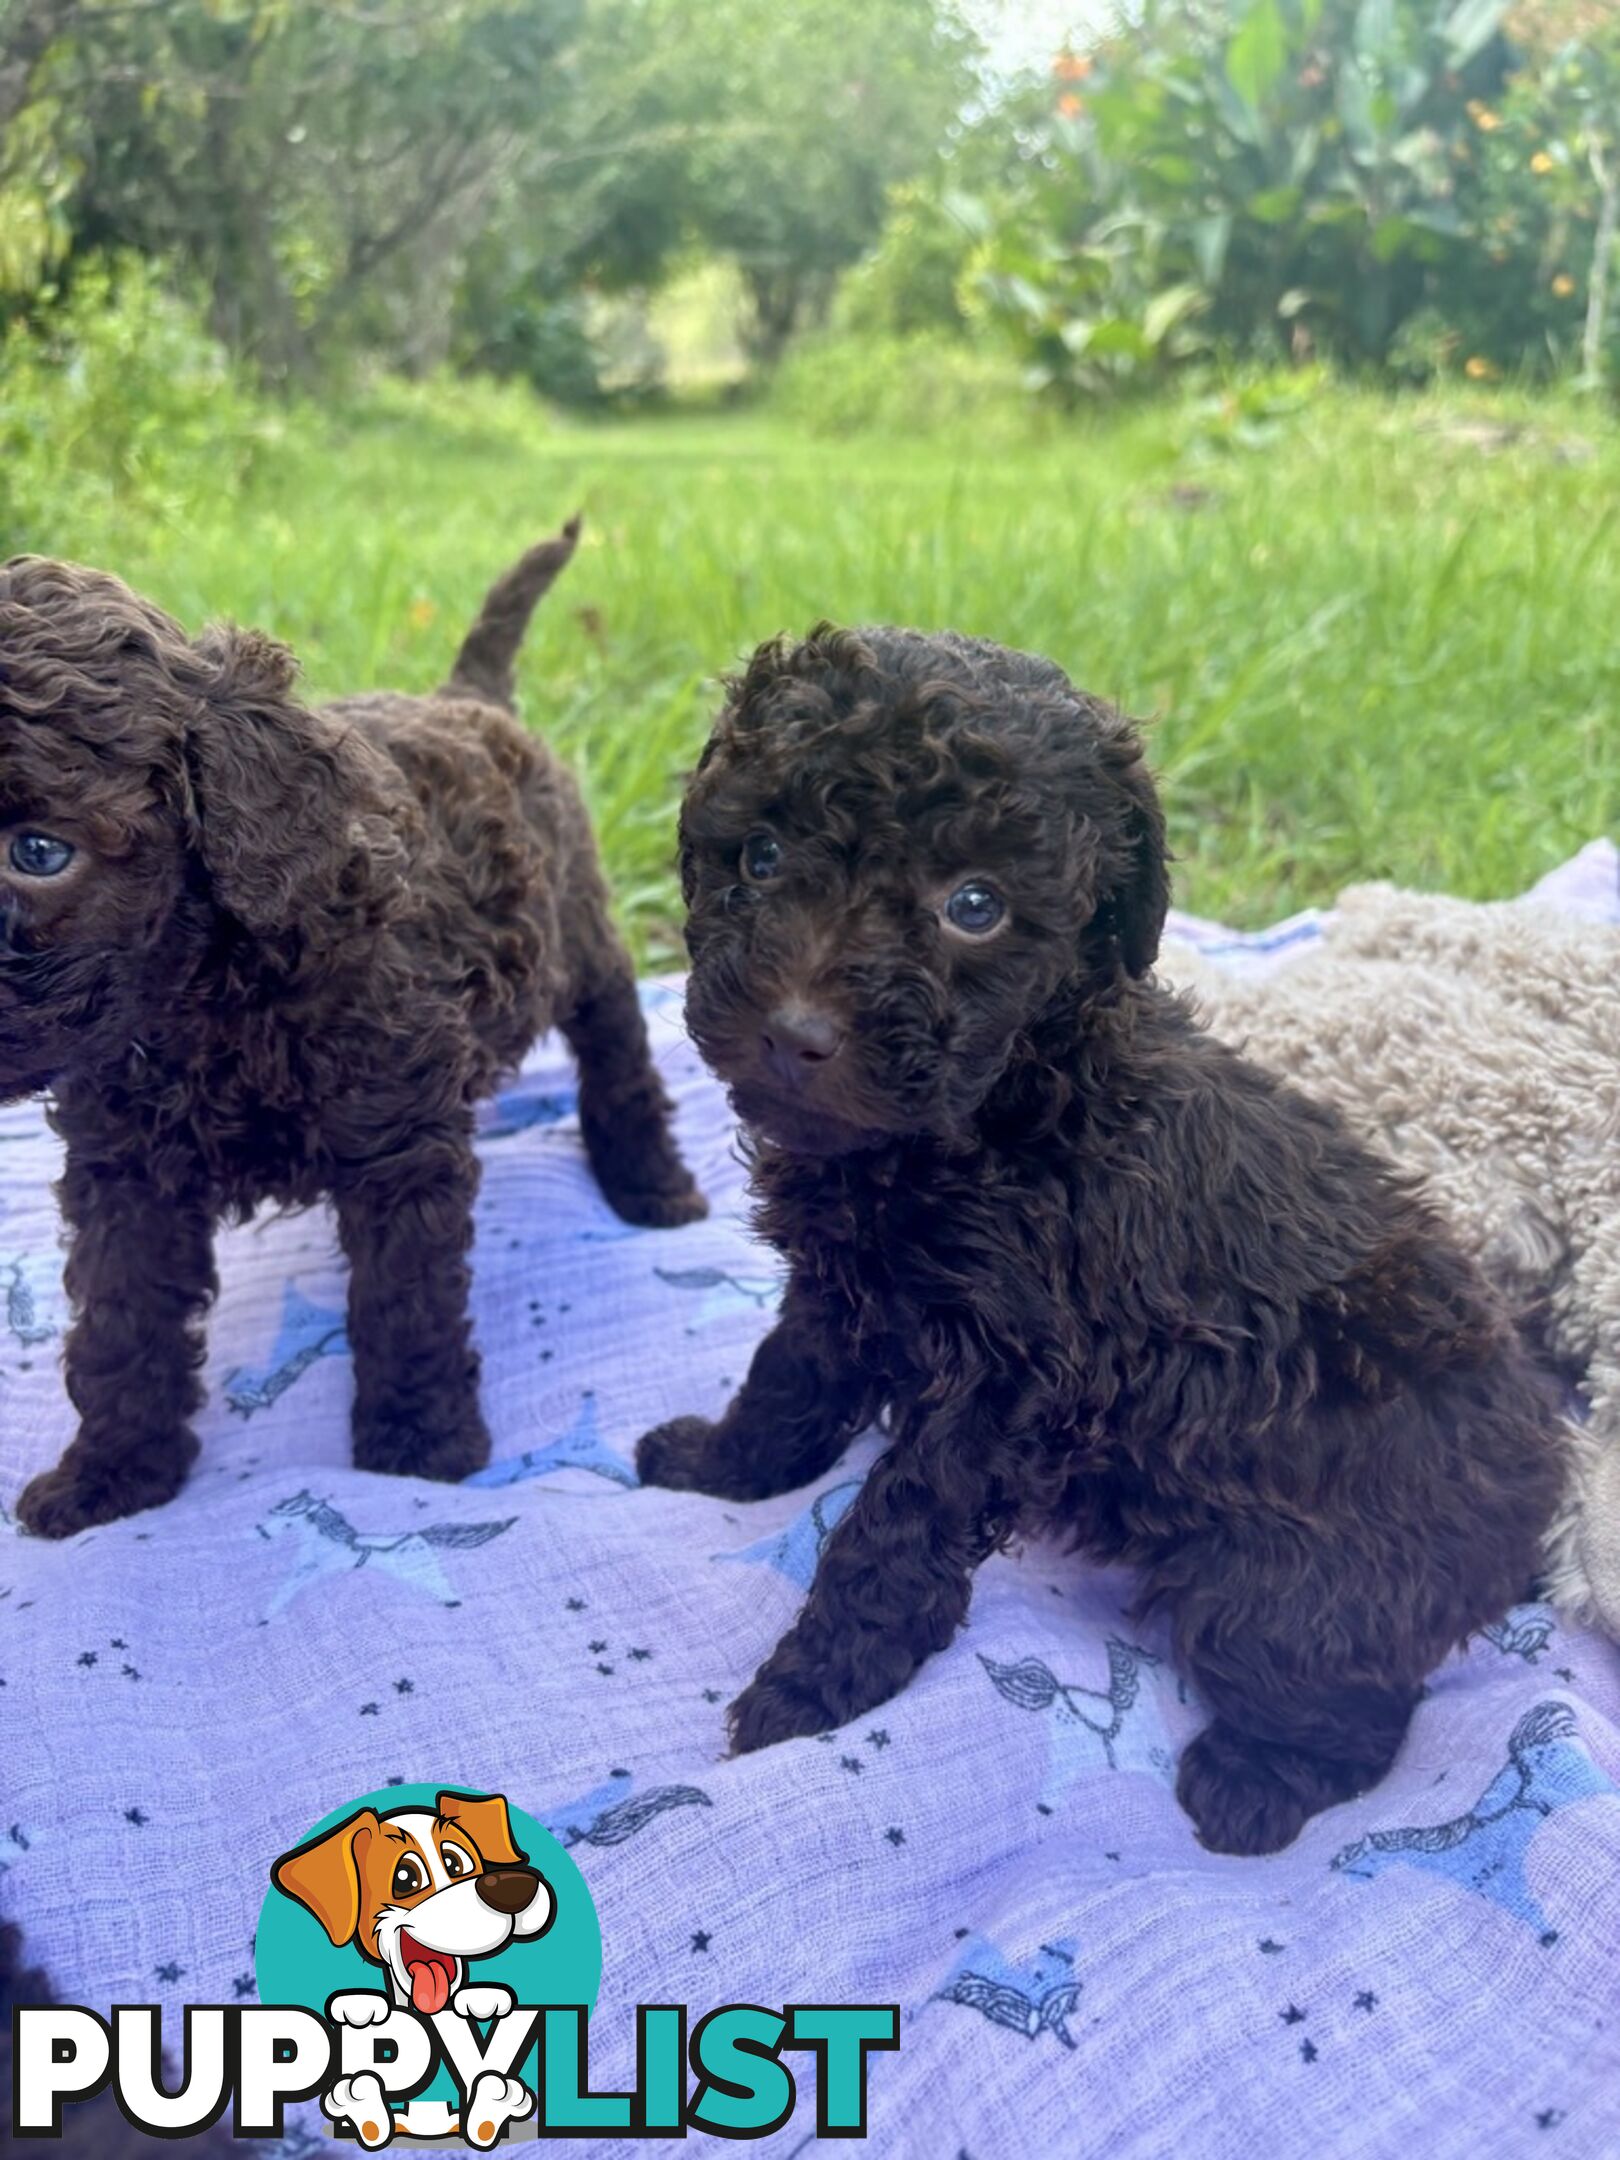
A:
[11,1782,900,2145]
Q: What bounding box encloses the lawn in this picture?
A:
[33,380,1620,962]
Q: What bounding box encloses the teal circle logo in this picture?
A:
[256,1783,600,2120]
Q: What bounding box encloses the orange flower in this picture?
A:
[1464,356,1498,379]
[1053,51,1092,82]
[1531,150,1555,174]
[1058,92,1085,118]
[1471,105,1501,131]
[1552,272,1576,297]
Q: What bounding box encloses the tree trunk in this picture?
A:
[740,263,807,368]
[1582,139,1617,390]
[199,63,312,391]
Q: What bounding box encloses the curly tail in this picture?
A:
[441,514,582,710]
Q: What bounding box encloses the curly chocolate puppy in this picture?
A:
[636,626,1566,1855]
[3,523,702,1538]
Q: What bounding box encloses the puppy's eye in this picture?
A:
[9,833,74,878]
[441,1843,472,1880]
[740,832,782,883]
[942,880,1005,937]
[391,1855,427,1899]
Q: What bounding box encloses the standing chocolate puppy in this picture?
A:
[636,625,1565,1855]
[3,522,702,1536]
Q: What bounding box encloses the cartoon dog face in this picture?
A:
[272,1790,554,2015]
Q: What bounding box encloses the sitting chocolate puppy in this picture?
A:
[636,626,1566,1854]
[3,522,703,1537]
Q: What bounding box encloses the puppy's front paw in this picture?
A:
[635,1415,724,1492]
[1177,1723,1312,1856]
[17,1449,192,1538]
[636,1414,793,1499]
[728,1668,840,1754]
[353,1410,490,1484]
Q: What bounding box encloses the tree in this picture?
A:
[1503,2,1620,384]
[457,0,980,370]
[5,0,583,382]
[667,0,979,360]
[4,0,976,381]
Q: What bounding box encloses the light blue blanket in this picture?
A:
[2,842,1617,2157]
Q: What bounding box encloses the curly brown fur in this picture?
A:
[635,624,1567,1855]
[2,523,702,1538]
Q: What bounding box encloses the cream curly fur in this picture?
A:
[1164,883,1620,1636]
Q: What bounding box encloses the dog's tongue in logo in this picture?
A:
[401,1933,455,2016]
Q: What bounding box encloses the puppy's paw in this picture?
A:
[353,1411,491,1484]
[323,2072,394,2148]
[17,1450,191,1538]
[728,1668,840,1754]
[635,1415,724,1492]
[452,1983,515,2022]
[1177,1723,1314,1856]
[635,1414,795,1499]
[462,2071,534,2150]
[583,1096,708,1229]
[599,1169,708,1231]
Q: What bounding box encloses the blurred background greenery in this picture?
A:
[2,0,1616,957]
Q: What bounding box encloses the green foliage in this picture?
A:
[659,0,978,359]
[453,232,607,407]
[912,0,1612,395]
[2,1,589,383]
[0,0,978,389]
[834,184,979,339]
[961,0,1535,392]
[1444,16,1620,380]
[0,257,270,549]
[7,0,1619,398]
[767,328,1030,438]
[459,0,982,374]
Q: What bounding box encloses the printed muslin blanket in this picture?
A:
[2,840,1618,2158]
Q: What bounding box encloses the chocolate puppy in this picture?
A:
[2,524,702,1536]
[636,625,1565,1854]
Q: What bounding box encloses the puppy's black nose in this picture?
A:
[761,1002,843,1073]
[476,1866,541,1914]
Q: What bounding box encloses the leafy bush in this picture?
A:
[766,328,1030,437]
[834,183,979,339]
[1445,9,1620,381]
[0,257,271,550]
[338,366,559,452]
[962,0,1526,397]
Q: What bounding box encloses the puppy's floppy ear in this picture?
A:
[436,1789,527,1869]
[1094,731,1170,977]
[271,1808,379,1946]
[184,623,402,936]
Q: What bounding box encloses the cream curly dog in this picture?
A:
[1165,882,1620,1636]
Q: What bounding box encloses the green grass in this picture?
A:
[28,377,1620,963]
